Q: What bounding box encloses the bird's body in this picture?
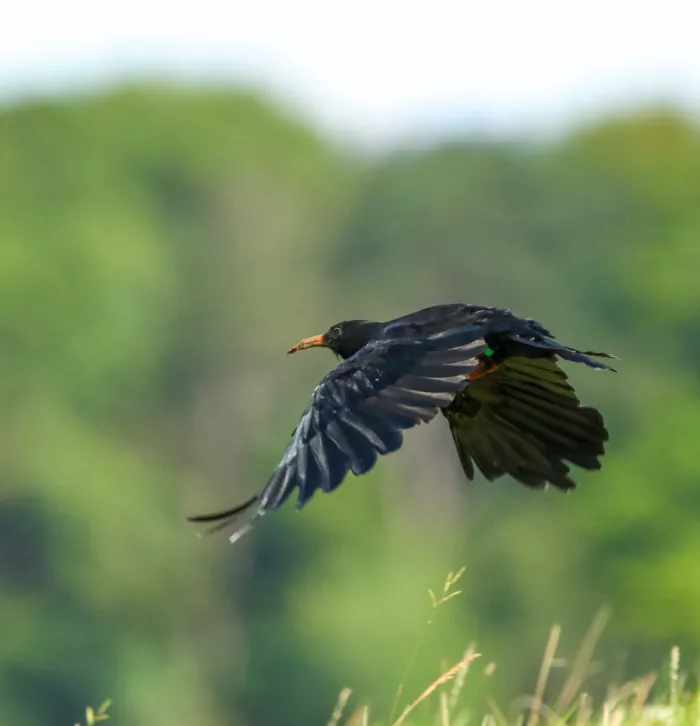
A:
[189,303,616,543]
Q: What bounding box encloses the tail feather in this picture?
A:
[558,349,618,371]
[506,333,618,372]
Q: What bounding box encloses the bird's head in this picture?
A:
[287,319,381,360]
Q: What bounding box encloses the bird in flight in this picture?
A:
[188,303,616,543]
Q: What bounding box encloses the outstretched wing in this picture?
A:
[189,324,487,542]
[444,356,609,491]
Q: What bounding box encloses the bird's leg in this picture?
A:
[468,356,501,380]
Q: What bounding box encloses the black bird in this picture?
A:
[188,303,616,542]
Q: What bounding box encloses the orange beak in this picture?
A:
[287,334,327,355]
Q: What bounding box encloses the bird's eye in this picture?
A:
[330,325,342,337]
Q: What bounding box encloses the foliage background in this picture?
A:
[1,85,699,725]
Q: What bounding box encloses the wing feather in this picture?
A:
[190,324,487,540]
[445,355,608,492]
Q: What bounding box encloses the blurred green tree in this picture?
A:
[1,87,699,726]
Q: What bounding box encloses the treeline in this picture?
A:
[1,86,699,726]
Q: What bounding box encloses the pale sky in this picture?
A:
[2,0,699,147]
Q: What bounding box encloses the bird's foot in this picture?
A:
[468,359,501,380]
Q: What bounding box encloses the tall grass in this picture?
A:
[328,572,698,726]
[74,699,111,726]
[75,572,698,726]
